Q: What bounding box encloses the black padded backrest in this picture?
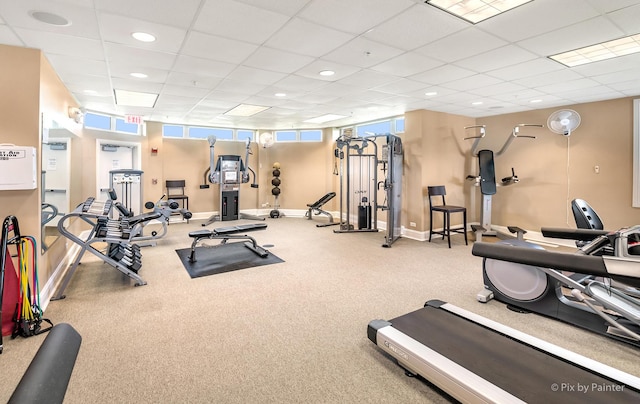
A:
[571,199,604,230]
[478,149,496,196]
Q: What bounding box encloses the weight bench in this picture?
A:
[188,223,269,262]
[304,192,337,226]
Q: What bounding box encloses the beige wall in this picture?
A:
[3,42,640,299]
[0,44,82,286]
[476,97,640,231]
[0,45,41,246]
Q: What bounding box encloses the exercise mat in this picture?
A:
[175,242,283,278]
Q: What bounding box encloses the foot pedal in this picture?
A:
[477,288,494,303]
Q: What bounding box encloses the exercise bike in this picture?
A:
[473,226,640,347]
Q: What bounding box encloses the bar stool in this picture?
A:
[428,185,467,248]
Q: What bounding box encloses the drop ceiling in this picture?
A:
[0,0,639,130]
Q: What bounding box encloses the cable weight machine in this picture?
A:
[333,133,403,247]
[201,136,263,226]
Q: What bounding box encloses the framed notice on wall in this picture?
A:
[0,144,37,190]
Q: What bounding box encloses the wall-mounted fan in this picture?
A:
[547,109,581,136]
[259,132,274,148]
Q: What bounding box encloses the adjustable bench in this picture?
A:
[188,223,269,262]
[304,192,337,226]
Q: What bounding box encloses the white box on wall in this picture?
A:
[0,144,37,190]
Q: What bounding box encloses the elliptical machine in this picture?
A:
[474,225,640,348]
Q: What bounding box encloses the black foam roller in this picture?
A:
[9,323,82,404]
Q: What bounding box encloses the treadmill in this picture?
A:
[368,300,640,403]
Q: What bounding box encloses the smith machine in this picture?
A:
[201,136,264,226]
[333,133,403,248]
[464,124,542,237]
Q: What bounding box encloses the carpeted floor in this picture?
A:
[0,218,638,403]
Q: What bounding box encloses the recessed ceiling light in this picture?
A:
[319,70,335,77]
[275,93,287,97]
[114,89,158,107]
[304,114,348,124]
[29,10,71,26]
[530,99,543,103]
[425,91,438,96]
[224,104,270,117]
[425,0,532,24]
[549,33,640,67]
[130,72,148,79]
[132,32,156,42]
[472,101,484,105]
[83,90,98,95]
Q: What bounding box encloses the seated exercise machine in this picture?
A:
[464,124,542,237]
[474,225,640,348]
[368,299,640,403]
[53,191,157,299]
[304,192,337,227]
[187,223,269,262]
[201,136,263,226]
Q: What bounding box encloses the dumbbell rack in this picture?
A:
[52,196,147,300]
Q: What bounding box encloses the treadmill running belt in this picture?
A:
[389,305,640,403]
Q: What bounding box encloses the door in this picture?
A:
[96,140,142,214]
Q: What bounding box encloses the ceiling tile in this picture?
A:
[172,55,236,78]
[455,45,538,74]
[323,37,405,68]
[299,0,415,35]
[605,2,640,34]
[517,17,624,56]
[414,27,507,63]
[365,4,468,51]
[165,71,222,90]
[234,0,312,16]
[194,0,290,44]
[105,43,176,70]
[294,59,361,81]
[225,66,287,86]
[410,64,476,85]
[479,0,600,42]
[243,47,315,74]
[371,52,443,77]
[336,69,400,89]
[95,0,202,28]
[264,18,355,57]
[181,31,258,64]
[98,13,187,53]
[15,27,104,59]
[486,58,563,81]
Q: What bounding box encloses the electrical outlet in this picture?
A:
[594,165,600,174]
[410,221,416,228]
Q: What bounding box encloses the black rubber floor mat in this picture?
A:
[175,242,283,278]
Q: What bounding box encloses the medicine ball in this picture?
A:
[273,162,281,169]
[270,209,280,218]
[272,169,280,177]
[271,178,281,186]
[272,187,281,195]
